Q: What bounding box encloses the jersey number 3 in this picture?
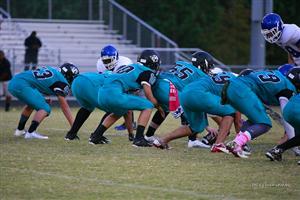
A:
[33,68,53,80]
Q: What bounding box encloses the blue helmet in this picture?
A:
[261,13,284,43]
[278,64,294,76]
[100,45,119,70]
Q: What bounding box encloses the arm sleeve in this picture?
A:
[136,71,157,86]
[49,81,70,97]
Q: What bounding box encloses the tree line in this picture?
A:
[1,0,299,65]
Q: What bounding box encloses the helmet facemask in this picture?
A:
[261,22,283,43]
[101,55,118,71]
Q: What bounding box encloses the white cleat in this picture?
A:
[14,129,26,137]
[226,141,249,159]
[144,136,156,144]
[24,131,48,140]
[188,140,211,148]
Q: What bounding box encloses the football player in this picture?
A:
[89,50,164,147]
[96,45,135,140]
[152,52,241,152]
[145,51,226,148]
[222,66,297,158]
[64,72,112,143]
[261,13,300,66]
[265,67,300,164]
[9,63,79,139]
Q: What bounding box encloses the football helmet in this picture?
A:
[100,45,119,71]
[137,49,161,71]
[191,51,215,74]
[238,68,254,77]
[278,64,294,76]
[286,67,300,90]
[261,13,284,43]
[59,62,79,84]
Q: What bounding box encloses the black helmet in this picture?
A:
[286,67,300,90]
[137,50,161,71]
[238,68,254,77]
[59,62,79,84]
[191,51,215,74]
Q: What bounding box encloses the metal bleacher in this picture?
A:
[0,18,140,73]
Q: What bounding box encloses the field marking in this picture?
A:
[0,166,241,200]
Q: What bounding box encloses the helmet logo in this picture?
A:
[150,55,159,63]
[288,73,295,79]
[72,67,79,74]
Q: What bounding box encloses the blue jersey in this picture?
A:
[159,61,208,91]
[13,66,69,96]
[238,70,297,105]
[102,63,157,91]
[195,71,236,96]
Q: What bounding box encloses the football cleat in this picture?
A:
[188,139,210,149]
[298,160,300,165]
[226,141,249,158]
[265,146,283,161]
[24,131,48,139]
[128,133,134,142]
[132,137,152,147]
[211,143,230,154]
[89,135,110,145]
[242,143,252,155]
[14,129,26,137]
[144,135,156,144]
[64,132,80,141]
[153,138,171,150]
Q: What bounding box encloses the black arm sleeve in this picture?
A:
[136,71,157,86]
[49,81,70,97]
[275,89,294,100]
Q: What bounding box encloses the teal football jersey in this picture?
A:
[196,71,236,96]
[102,63,157,91]
[159,61,208,91]
[13,66,69,96]
[239,70,297,105]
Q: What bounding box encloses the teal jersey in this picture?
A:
[102,63,157,92]
[13,66,69,96]
[238,70,297,105]
[159,61,208,91]
[77,72,106,87]
[196,71,236,96]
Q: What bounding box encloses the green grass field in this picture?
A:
[0,107,299,200]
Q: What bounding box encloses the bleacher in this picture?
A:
[0,18,140,73]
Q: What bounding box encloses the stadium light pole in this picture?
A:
[250,0,273,69]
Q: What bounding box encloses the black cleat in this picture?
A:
[128,133,134,142]
[64,132,80,141]
[132,137,152,147]
[89,135,110,145]
[265,147,283,161]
